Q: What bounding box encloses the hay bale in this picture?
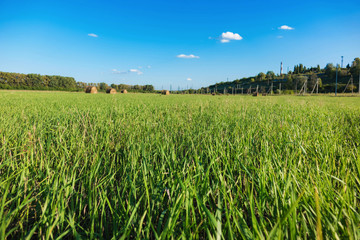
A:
[120,89,128,94]
[211,92,216,96]
[161,90,170,95]
[262,93,267,96]
[85,86,98,94]
[106,88,117,94]
[252,92,259,97]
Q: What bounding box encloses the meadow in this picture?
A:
[0,91,359,239]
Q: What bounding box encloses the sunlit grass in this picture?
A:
[0,91,359,239]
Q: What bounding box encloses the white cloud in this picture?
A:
[88,33,98,37]
[187,78,192,81]
[129,69,143,75]
[220,31,243,43]
[220,39,230,43]
[112,69,127,74]
[278,25,294,30]
[222,32,243,40]
[177,54,200,59]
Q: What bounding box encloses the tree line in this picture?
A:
[0,72,77,91]
[205,57,360,94]
[0,71,155,92]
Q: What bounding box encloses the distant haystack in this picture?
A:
[121,89,128,94]
[161,90,170,95]
[106,88,117,94]
[85,86,97,94]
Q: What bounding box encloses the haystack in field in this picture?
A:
[120,89,128,94]
[252,92,259,97]
[106,88,117,94]
[85,86,98,94]
[161,90,170,95]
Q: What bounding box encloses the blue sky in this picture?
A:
[0,0,359,90]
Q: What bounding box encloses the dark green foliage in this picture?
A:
[0,71,77,91]
[207,58,359,94]
[350,58,360,78]
[0,71,155,93]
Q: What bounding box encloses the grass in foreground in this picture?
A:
[0,91,359,239]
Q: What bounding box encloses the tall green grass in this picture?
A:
[0,91,359,239]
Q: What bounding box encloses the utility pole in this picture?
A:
[316,79,319,94]
[279,83,282,94]
[335,64,338,96]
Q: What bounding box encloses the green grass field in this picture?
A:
[0,91,359,239]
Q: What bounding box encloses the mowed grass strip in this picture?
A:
[0,91,359,239]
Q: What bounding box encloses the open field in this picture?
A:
[0,91,359,239]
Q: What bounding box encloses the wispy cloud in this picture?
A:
[136,65,151,69]
[129,69,143,75]
[277,35,284,39]
[278,25,294,30]
[220,31,243,43]
[187,78,192,81]
[112,69,127,74]
[177,54,200,59]
[88,33,98,37]
[112,68,143,75]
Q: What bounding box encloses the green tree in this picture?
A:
[99,82,108,90]
[350,58,360,78]
[325,63,336,79]
[299,64,304,73]
[295,75,308,91]
[286,74,294,89]
[266,71,275,85]
[308,74,321,90]
[257,72,266,81]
